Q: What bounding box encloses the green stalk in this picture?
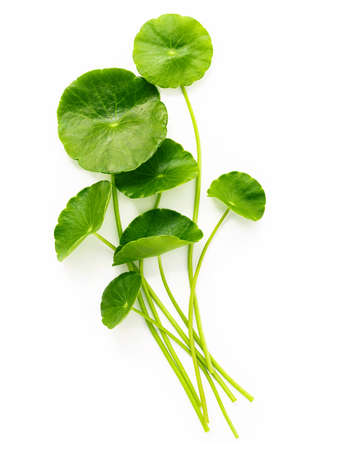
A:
[181,85,213,373]
[141,260,208,423]
[135,291,208,431]
[187,208,230,381]
[146,282,236,401]
[188,284,209,422]
[139,260,202,409]
[203,371,239,438]
[94,232,116,250]
[95,183,252,403]
[158,256,187,324]
[192,209,230,288]
[94,232,253,402]
[94,233,247,401]
[133,308,239,438]
[156,210,254,401]
[153,193,162,209]
[111,174,122,239]
[132,307,236,404]
[181,86,201,237]
[110,178,208,431]
[150,193,204,408]
[145,281,252,402]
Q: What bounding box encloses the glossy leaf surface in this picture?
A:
[133,14,213,88]
[115,138,198,198]
[208,172,266,221]
[114,209,203,264]
[54,181,111,261]
[58,69,168,173]
[101,272,141,329]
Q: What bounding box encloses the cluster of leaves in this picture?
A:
[55,13,266,436]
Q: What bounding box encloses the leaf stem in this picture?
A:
[203,370,239,438]
[181,86,201,227]
[94,231,250,401]
[153,193,162,209]
[145,280,253,402]
[132,307,236,403]
[158,256,187,324]
[92,230,252,401]
[104,188,251,402]
[181,85,200,286]
[193,295,213,372]
[110,178,208,430]
[135,291,209,431]
[189,210,231,375]
[139,260,202,410]
[181,86,213,378]
[187,286,209,422]
[145,283,211,419]
[134,307,239,437]
[111,175,122,239]
[93,232,116,250]
[193,208,230,286]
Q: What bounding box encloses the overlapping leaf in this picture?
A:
[208,172,266,221]
[101,272,141,329]
[58,68,168,173]
[115,138,198,198]
[133,14,213,88]
[54,181,111,261]
[114,209,203,264]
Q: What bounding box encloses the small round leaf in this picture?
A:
[114,209,203,264]
[208,172,266,221]
[57,68,168,173]
[133,14,213,88]
[101,272,141,329]
[54,180,111,261]
[115,138,198,198]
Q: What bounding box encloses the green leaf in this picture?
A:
[54,181,111,261]
[115,138,198,198]
[133,14,213,88]
[207,172,266,221]
[101,272,141,329]
[114,209,203,264]
[57,68,168,174]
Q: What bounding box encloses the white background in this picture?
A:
[1,1,338,448]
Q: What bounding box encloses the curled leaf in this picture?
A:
[115,138,198,198]
[101,272,141,329]
[54,181,111,261]
[133,14,213,88]
[208,172,266,221]
[114,209,203,264]
[57,68,168,173]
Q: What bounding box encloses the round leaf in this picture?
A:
[207,172,266,221]
[133,14,213,88]
[54,180,111,261]
[101,272,141,329]
[57,68,168,173]
[115,138,198,198]
[114,209,203,264]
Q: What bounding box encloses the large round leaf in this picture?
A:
[54,181,111,261]
[133,14,213,88]
[115,138,198,198]
[57,68,168,173]
[101,272,141,329]
[114,209,203,264]
[208,172,266,221]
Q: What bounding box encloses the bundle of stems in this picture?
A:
[95,87,253,436]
